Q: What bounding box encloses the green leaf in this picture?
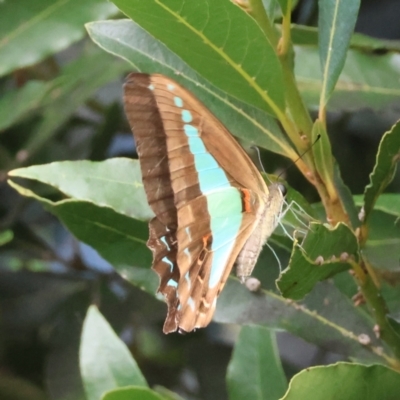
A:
[295,47,400,113]
[318,0,361,108]
[80,306,147,400]
[153,386,186,400]
[8,162,158,292]
[111,0,285,114]
[0,0,117,77]
[262,0,282,20]
[292,24,400,52]
[363,210,400,272]
[22,47,129,161]
[333,162,359,228]
[227,326,287,400]
[276,0,289,14]
[387,316,400,339]
[0,230,13,246]
[102,387,165,400]
[312,119,334,193]
[87,19,294,158]
[0,81,50,131]
[281,362,400,399]
[354,193,400,218]
[215,279,384,363]
[363,121,400,224]
[355,194,400,272]
[9,159,153,220]
[277,223,357,299]
[7,179,153,271]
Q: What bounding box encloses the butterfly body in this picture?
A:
[235,184,285,280]
[124,73,284,333]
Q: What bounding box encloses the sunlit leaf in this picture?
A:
[318,0,361,107]
[80,306,147,400]
[7,179,153,272]
[227,326,287,400]
[111,0,285,114]
[296,47,400,112]
[363,121,400,224]
[277,222,357,299]
[9,158,153,220]
[312,119,335,195]
[87,19,294,158]
[291,24,400,52]
[363,210,400,272]
[354,193,400,218]
[281,362,400,399]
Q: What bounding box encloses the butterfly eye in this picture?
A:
[278,183,287,197]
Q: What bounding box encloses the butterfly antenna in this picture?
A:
[278,134,321,180]
[250,145,266,173]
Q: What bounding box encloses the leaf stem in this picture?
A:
[247,0,348,226]
[279,0,292,57]
[248,0,313,154]
[247,0,280,47]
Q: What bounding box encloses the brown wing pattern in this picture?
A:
[124,73,267,333]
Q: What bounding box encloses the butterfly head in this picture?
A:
[276,183,287,197]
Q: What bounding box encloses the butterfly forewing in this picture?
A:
[124,73,271,333]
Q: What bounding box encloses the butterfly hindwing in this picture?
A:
[124,73,270,333]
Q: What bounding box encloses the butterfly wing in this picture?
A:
[124,73,269,333]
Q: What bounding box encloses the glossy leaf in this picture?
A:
[281,363,400,399]
[227,326,287,400]
[295,47,400,112]
[318,0,361,108]
[80,306,147,400]
[0,0,117,77]
[277,223,357,299]
[363,210,400,272]
[86,19,294,158]
[9,158,153,220]
[0,81,50,131]
[102,387,165,400]
[110,0,285,114]
[291,24,400,52]
[363,121,400,224]
[215,279,385,364]
[333,162,359,228]
[312,119,334,195]
[353,196,400,272]
[354,193,400,218]
[7,179,153,273]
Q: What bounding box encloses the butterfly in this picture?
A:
[123,73,286,333]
